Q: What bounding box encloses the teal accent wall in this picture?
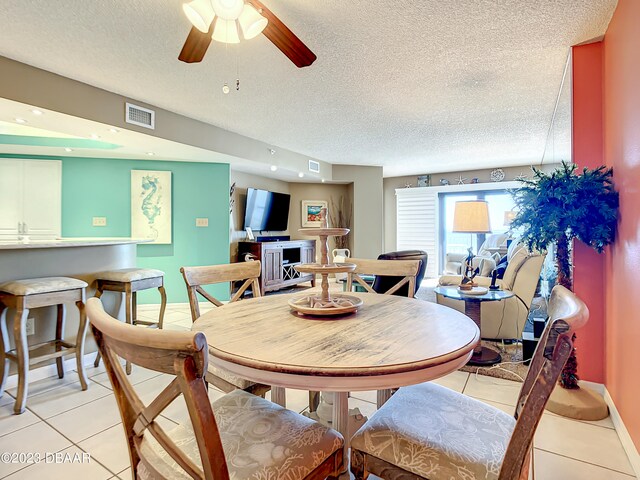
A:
[1,155,230,304]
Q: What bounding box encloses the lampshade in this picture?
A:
[452,201,491,233]
[238,3,268,39]
[212,18,240,43]
[503,210,517,226]
[210,0,244,20]
[183,0,215,32]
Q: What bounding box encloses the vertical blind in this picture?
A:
[396,188,439,279]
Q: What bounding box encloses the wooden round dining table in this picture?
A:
[192,291,479,470]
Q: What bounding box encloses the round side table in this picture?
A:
[434,286,514,366]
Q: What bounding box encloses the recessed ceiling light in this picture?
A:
[270,165,278,172]
[89,133,100,139]
[15,118,27,124]
[109,128,119,133]
[146,152,155,156]
[64,148,73,152]
[298,172,304,178]
[31,109,43,116]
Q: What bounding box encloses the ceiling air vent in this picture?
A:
[125,102,155,129]
[308,160,320,173]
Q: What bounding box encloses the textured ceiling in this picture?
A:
[0,0,616,177]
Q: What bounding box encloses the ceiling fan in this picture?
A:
[179,0,317,68]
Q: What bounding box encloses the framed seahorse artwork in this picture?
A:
[131,170,172,244]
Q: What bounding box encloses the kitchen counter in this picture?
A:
[0,237,150,250]
[0,238,147,376]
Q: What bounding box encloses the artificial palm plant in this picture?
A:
[511,161,618,389]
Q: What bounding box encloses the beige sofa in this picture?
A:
[437,242,545,340]
[443,233,509,277]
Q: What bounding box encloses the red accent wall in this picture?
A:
[574,0,640,452]
[572,43,606,383]
[602,0,640,452]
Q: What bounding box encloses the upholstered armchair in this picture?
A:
[437,241,545,340]
[443,233,509,276]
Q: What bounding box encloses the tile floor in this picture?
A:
[0,302,636,480]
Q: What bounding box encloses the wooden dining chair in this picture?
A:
[180,261,269,397]
[350,285,589,480]
[346,258,421,298]
[87,297,345,480]
[337,257,422,412]
[180,261,261,322]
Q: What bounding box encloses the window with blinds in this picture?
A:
[396,182,519,279]
[396,188,439,279]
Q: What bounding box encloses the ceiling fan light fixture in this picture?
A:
[210,0,244,20]
[212,17,241,43]
[238,3,268,40]
[183,0,215,33]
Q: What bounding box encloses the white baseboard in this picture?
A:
[4,352,97,390]
[604,387,640,478]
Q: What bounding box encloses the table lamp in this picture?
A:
[503,210,516,226]
[452,200,491,289]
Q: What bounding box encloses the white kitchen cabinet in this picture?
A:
[0,160,23,237]
[0,159,61,239]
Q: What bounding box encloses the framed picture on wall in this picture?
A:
[131,170,172,244]
[301,200,328,227]
[417,174,431,187]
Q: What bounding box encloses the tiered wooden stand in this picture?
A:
[289,221,362,316]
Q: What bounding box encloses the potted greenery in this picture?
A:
[511,162,618,418]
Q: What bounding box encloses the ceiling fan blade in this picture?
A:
[248,0,317,68]
[179,26,213,63]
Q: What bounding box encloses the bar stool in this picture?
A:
[93,268,166,374]
[0,277,89,414]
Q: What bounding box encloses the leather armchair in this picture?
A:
[443,233,509,277]
[437,242,545,340]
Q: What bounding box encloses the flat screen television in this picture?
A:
[243,188,290,231]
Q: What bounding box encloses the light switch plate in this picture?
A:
[92,217,107,227]
[196,218,209,227]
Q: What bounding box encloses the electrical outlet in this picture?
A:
[195,218,209,227]
[26,318,35,336]
[92,217,107,227]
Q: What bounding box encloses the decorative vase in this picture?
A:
[332,248,351,283]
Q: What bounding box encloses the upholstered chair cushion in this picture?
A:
[444,234,509,276]
[477,233,509,257]
[443,252,467,275]
[351,382,515,480]
[209,364,254,390]
[505,239,521,261]
[0,277,88,296]
[474,256,498,277]
[95,268,164,282]
[138,389,343,480]
[501,245,529,289]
